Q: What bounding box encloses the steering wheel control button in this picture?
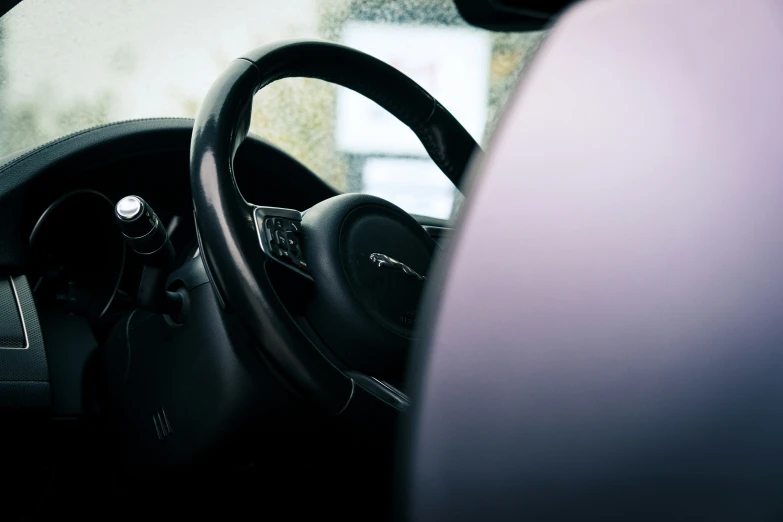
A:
[116,195,143,220]
[285,231,300,251]
[274,229,288,249]
[287,238,303,267]
[282,220,300,233]
[268,243,282,257]
[259,215,310,271]
[263,218,274,236]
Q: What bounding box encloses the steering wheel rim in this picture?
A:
[190,39,479,414]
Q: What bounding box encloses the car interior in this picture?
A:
[2,0,782,520]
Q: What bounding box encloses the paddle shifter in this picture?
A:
[115,195,183,319]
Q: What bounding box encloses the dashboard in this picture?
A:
[0,118,343,417]
[0,118,449,418]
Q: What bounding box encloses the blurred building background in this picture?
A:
[0,0,543,218]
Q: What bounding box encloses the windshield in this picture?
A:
[0,0,543,219]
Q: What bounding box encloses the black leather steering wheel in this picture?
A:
[190,40,479,415]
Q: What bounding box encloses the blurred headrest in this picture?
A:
[408,0,783,519]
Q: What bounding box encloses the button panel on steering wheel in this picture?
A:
[254,206,311,279]
[264,217,306,270]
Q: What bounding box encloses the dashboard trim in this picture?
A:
[0,277,29,350]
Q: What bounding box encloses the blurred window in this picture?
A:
[0,0,544,219]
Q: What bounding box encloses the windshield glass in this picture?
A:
[0,0,543,218]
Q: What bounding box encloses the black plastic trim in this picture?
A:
[0,276,47,381]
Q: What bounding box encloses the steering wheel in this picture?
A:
[190,40,479,415]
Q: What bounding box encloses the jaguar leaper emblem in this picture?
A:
[369,253,426,281]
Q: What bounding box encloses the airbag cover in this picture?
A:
[303,194,435,379]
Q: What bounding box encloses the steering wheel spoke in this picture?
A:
[253,206,312,280]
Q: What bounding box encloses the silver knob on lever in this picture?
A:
[115,195,183,320]
[115,195,172,261]
[116,195,142,220]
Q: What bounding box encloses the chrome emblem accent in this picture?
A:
[369,253,426,281]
